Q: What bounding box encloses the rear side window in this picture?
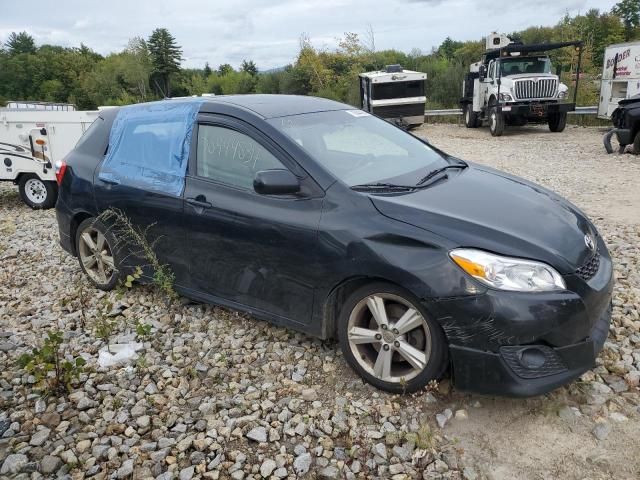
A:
[196,125,284,189]
[74,117,102,150]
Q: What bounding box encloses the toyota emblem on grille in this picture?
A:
[584,234,595,251]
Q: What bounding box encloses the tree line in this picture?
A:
[0,1,638,110]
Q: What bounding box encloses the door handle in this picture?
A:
[186,197,212,209]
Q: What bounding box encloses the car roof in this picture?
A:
[199,94,351,119]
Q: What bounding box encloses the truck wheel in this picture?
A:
[18,174,57,210]
[489,107,505,137]
[548,113,567,133]
[464,105,479,128]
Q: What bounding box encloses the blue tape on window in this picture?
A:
[98,98,205,197]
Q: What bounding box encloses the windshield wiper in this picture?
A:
[351,182,415,192]
[416,162,468,186]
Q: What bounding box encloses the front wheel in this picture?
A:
[464,104,479,128]
[489,106,505,136]
[337,282,448,393]
[18,175,57,209]
[548,112,567,132]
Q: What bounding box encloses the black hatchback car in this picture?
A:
[55,95,613,396]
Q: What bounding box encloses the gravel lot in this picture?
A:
[1,124,639,480]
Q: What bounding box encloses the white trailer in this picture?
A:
[0,102,99,208]
[359,65,427,128]
[597,41,640,120]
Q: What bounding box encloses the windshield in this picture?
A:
[499,57,551,76]
[267,110,447,187]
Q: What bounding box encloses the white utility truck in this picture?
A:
[460,33,583,136]
[359,65,427,129]
[0,102,99,208]
[597,41,640,120]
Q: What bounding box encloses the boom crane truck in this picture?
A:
[460,33,583,136]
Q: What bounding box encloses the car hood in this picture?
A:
[370,164,596,274]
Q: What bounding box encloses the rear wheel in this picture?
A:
[18,175,57,209]
[76,217,122,290]
[337,282,448,393]
[548,112,567,133]
[464,104,479,128]
[489,106,505,137]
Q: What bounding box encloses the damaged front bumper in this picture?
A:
[448,303,610,397]
[431,243,614,397]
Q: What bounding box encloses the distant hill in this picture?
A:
[260,65,288,74]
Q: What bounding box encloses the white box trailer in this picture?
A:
[0,102,99,208]
[359,65,427,128]
[598,41,640,120]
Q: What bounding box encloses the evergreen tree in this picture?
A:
[5,31,36,55]
[147,28,183,97]
[204,62,212,77]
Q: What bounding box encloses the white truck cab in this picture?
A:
[0,102,99,208]
[461,33,582,136]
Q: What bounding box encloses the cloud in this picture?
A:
[0,0,619,69]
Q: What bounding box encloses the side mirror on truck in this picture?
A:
[555,64,562,77]
[479,65,487,81]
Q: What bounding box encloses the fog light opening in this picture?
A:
[518,347,547,369]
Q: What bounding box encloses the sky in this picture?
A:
[0,0,619,70]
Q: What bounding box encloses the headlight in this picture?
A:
[557,90,568,99]
[450,248,566,292]
[499,92,513,102]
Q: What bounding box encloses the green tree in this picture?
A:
[147,28,183,97]
[241,59,258,76]
[613,0,640,40]
[203,62,212,77]
[5,31,36,55]
[437,37,464,60]
[217,63,234,76]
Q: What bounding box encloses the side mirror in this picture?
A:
[555,64,562,77]
[254,169,300,195]
[479,65,487,81]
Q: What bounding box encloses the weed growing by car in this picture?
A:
[97,208,177,304]
[94,297,117,353]
[17,330,86,395]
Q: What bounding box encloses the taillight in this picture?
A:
[55,160,67,185]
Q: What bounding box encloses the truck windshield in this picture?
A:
[499,57,551,76]
[372,80,425,100]
[267,110,446,187]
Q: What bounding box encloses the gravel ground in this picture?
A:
[0,124,639,480]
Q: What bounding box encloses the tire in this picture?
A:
[464,105,479,128]
[337,282,448,394]
[18,175,57,209]
[75,217,123,291]
[548,112,567,133]
[489,106,505,137]
[632,130,640,155]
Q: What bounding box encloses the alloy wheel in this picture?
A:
[347,293,432,383]
[78,226,115,285]
[24,178,47,205]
